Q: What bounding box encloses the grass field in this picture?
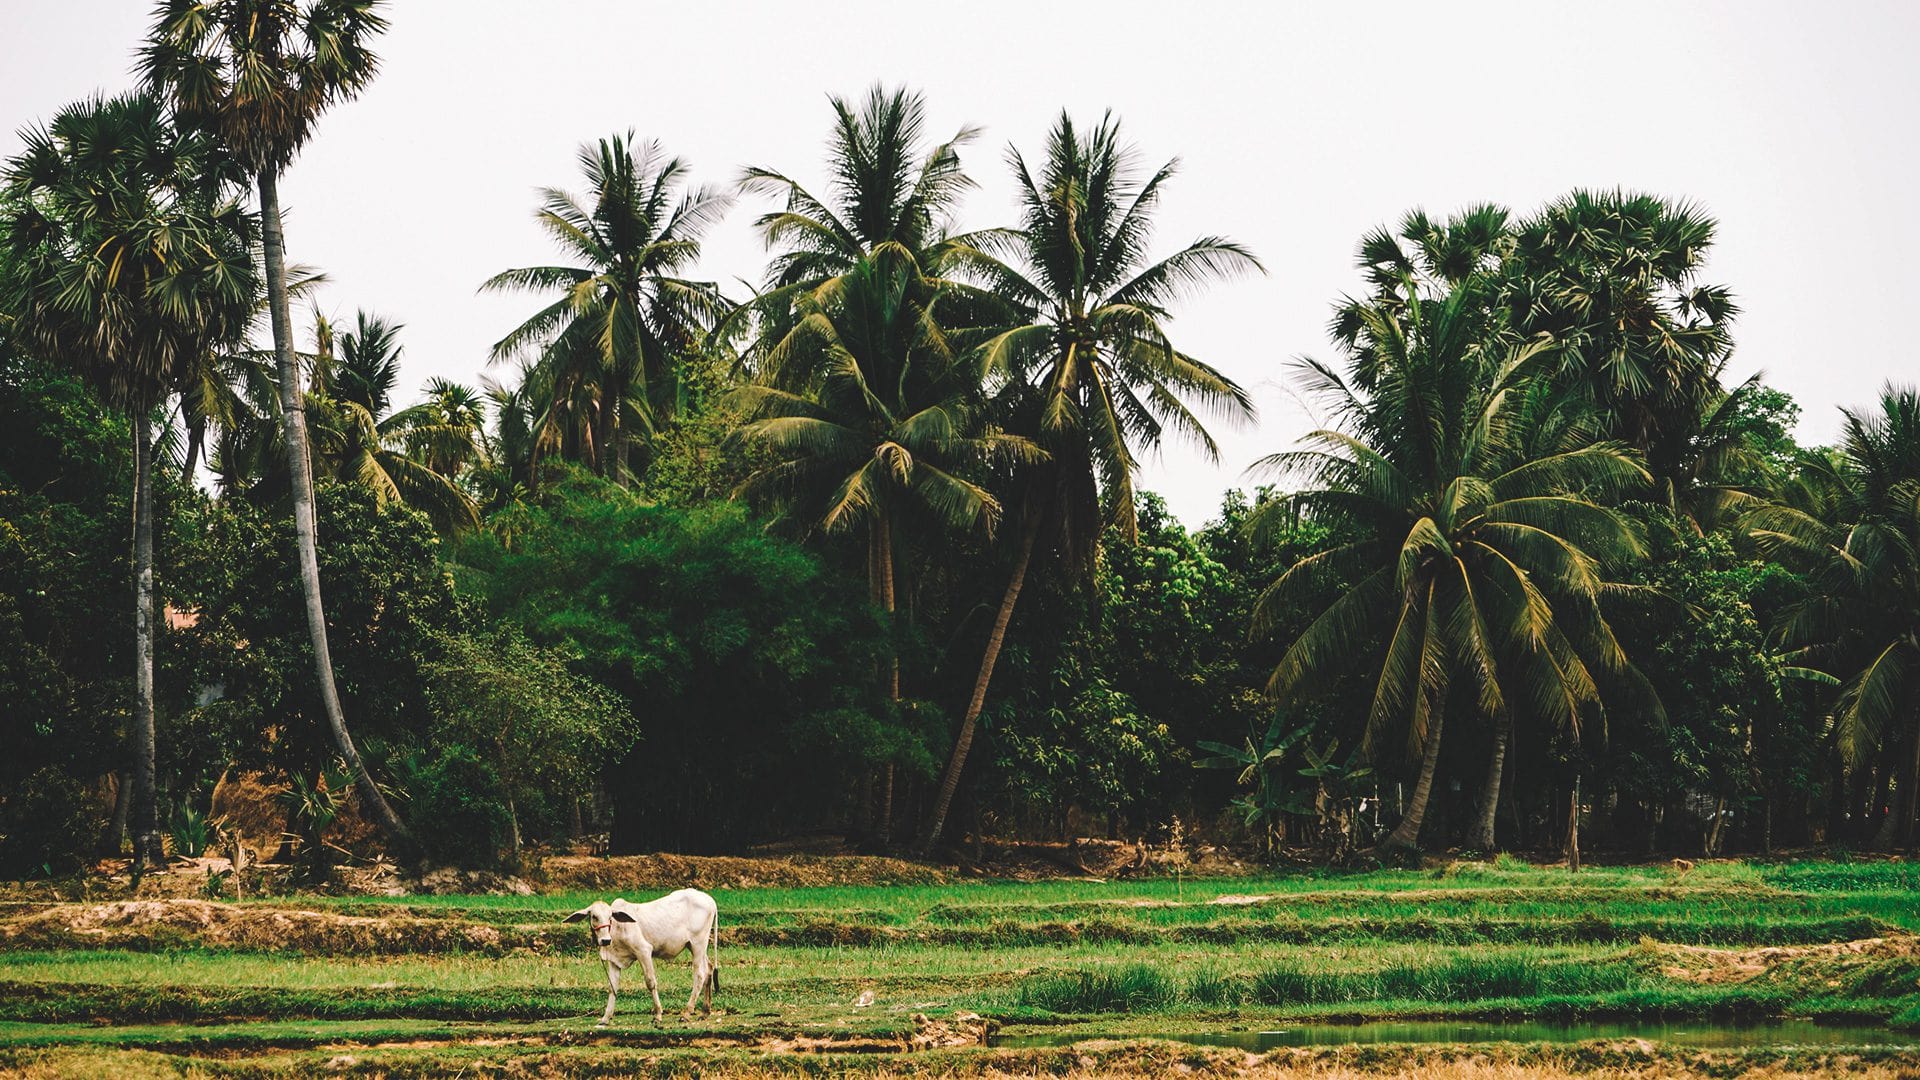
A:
[2,858,1918,1077]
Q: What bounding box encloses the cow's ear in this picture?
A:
[611,910,637,923]
[563,909,592,923]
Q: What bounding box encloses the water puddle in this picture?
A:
[992,1019,1915,1051]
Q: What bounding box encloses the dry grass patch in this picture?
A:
[1647,934,1920,985]
[0,900,546,955]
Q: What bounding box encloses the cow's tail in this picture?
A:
[709,907,720,996]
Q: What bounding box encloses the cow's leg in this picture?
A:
[686,937,709,1018]
[597,961,620,1027]
[638,951,663,1024]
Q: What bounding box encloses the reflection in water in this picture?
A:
[992,1019,1915,1051]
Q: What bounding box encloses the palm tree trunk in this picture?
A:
[130,414,166,873]
[874,515,898,846]
[183,420,205,489]
[601,374,626,486]
[1565,779,1582,872]
[919,509,1044,853]
[1466,713,1508,852]
[258,170,409,845]
[1375,706,1446,855]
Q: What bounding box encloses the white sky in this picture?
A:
[6,1,1917,526]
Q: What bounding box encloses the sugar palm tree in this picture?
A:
[1251,277,1654,854]
[140,0,407,840]
[483,134,731,485]
[917,112,1261,849]
[3,91,257,873]
[1507,191,1737,481]
[1752,386,1920,849]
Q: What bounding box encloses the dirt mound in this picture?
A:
[541,853,949,890]
[0,899,547,956]
[1647,934,1920,984]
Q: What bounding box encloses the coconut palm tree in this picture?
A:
[740,84,981,292]
[1251,276,1654,854]
[917,112,1261,850]
[483,134,731,485]
[732,247,1038,839]
[140,0,407,840]
[1752,386,1920,849]
[303,310,480,532]
[2,91,257,874]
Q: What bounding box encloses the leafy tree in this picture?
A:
[170,482,464,799]
[483,134,731,483]
[1254,276,1653,854]
[0,354,136,874]
[454,477,894,852]
[421,624,630,860]
[141,0,409,841]
[921,111,1260,848]
[3,92,257,872]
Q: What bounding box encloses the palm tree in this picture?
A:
[483,134,731,485]
[1752,386,1920,849]
[140,0,408,841]
[304,310,480,532]
[1507,191,1738,481]
[3,91,257,874]
[739,84,980,291]
[1251,276,1654,854]
[917,112,1261,849]
[732,247,1036,839]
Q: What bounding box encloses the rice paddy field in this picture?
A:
[3,857,1920,1077]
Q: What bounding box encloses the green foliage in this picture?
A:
[402,747,512,870]
[169,805,211,860]
[170,481,465,779]
[420,624,629,856]
[0,356,134,874]
[0,769,95,878]
[454,476,890,851]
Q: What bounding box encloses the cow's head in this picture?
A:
[564,900,635,948]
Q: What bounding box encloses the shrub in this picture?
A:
[405,746,511,869]
[0,768,95,877]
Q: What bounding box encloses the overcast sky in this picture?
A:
[6,2,1917,525]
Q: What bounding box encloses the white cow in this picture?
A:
[565,888,719,1026]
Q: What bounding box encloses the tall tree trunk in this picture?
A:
[919,509,1043,852]
[871,516,900,846]
[258,170,409,844]
[182,421,205,489]
[130,416,166,873]
[1375,706,1446,855]
[1466,713,1508,852]
[603,378,626,486]
[1565,778,1581,872]
[98,772,128,859]
[877,515,898,701]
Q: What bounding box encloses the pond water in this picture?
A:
[991,1019,1916,1051]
